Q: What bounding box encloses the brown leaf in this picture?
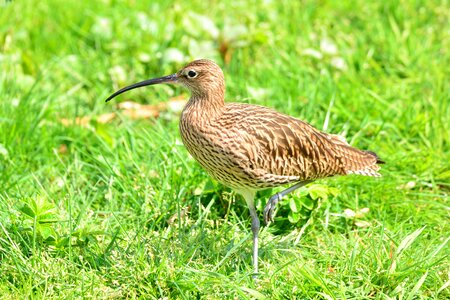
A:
[96,112,116,123]
[117,97,187,120]
[60,116,91,127]
[389,241,395,259]
[60,113,116,128]
[167,206,190,225]
[218,40,233,65]
[59,96,188,127]
[117,101,144,110]
[121,107,159,119]
[58,144,68,154]
[117,101,160,119]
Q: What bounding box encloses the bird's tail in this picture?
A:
[364,150,385,164]
[345,150,383,177]
[328,134,384,177]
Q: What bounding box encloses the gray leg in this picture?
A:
[263,180,313,224]
[248,204,260,276]
[238,189,259,277]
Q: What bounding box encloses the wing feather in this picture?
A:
[214,104,381,184]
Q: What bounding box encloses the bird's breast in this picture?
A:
[179,112,269,189]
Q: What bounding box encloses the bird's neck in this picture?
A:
[182,91,225,125]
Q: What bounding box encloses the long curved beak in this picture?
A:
[105,73,178,102]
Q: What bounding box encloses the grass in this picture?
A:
[0,0,449,298]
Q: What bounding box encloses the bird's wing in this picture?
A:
[215,104,380,184]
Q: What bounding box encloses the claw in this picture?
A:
[263,181,312,225]
[263,193,282,224]
[263,204,271,224]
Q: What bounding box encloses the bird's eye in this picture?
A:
[187,70,198,78]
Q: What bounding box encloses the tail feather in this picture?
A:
[364,150,385,164]
[326,134,383,177]
[346,165,381,177]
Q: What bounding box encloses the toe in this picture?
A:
[263,205,271,224]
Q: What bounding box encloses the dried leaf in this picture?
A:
[97,112,116,123]
[60,116,91,127]
[343,208,356,218]
[117,101,144,110]
[117,101,160,118]
[167,206,190,225]
[60,113,116,128]
[355,220,371,228]
[59,97,187,127]
[121,107,159,119]
[58,144,68,154]
[359,207,370,214]
[219,40,233,65]
[397,181,416,190]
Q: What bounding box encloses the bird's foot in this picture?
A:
[251,272,260,282]
[263,193,282,224]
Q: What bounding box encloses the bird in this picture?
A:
[105,59,384,276]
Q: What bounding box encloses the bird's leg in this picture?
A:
[263,180,313,224]
[248,204,260,276]
[239,190,259,277]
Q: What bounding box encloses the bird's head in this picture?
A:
[105,59,224,102]
[176,59,224,97]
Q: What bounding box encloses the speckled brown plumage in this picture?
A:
[105,58,383,277]
[178,60,381,190]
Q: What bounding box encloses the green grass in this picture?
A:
[1,0,449,298]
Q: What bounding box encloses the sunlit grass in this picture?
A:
[0,0,448,298]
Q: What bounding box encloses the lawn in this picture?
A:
[0,0,449,298]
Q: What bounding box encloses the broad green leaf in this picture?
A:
[39,225,57,241]
[289,197,301,213]
[302,197,315,210]
[20,203,36,218]
[288,212,300,223]
[308,185,329,200]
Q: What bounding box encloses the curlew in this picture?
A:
[105,59,383,276]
